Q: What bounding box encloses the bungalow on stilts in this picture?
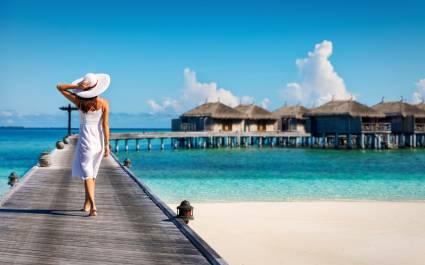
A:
[273,104,310,146]
[372,100,425,147]
[306,99,390,149]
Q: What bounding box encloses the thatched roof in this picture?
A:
[372,101,425,118]
[181,102,245,119]
[415,102,425,112]
[307,100,385,118]
[234,104,276,120]
[273,105,309,119]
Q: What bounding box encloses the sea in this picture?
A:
[1,128,425,203]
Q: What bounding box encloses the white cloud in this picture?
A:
[240,96,254,104]
[148,68,255,114]
[281,40,353,107]
[0,111,14,117]
[182,68,240,107]
[261,98,271,109]
[146,98,181,114]
[412,79,425,104]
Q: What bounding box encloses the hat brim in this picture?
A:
[72,73,110,98]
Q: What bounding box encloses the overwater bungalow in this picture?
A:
[306,99,390,149]
[372,101,425,147]
[416,101,425,111]
[171,102,245,132]
[273,105,310,133]
[234,104,277,132]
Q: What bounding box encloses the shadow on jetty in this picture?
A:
[0,208,87,217]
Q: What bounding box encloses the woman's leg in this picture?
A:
[82,180,90,211]
[85,178,97,216]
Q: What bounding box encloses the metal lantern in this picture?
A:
[8,172,19,187]
[63,136,70,144]
[56,141,65,149]
[39,151,51,167]
[123,158,132,168]
[176,200,194,224]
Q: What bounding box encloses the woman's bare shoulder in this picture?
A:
[97,98,109,110]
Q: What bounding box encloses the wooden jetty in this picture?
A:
[0,137,227,265]
[110,131,312,151]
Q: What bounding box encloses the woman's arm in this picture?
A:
[101,99,111,157]
[56,84,80,105]
[56,81,91,106]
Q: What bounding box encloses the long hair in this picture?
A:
[77,95,98,113]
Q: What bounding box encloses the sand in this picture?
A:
[169,201,425,265]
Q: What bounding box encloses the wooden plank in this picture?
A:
[0,137,226,265]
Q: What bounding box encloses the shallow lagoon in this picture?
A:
[1,128,425,203]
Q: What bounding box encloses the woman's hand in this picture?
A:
[78,80,92,90]
[104,144,110,158]
[56,83,79,91]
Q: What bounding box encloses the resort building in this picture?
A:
[372,101,425,147]
[234,104,277,132]
[171,102,245,132]
[306,100,390,149]
[416,101,425,111]
[273,105,310,133]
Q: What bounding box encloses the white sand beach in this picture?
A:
[169,202,425,265]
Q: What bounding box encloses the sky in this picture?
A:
[1,0,424,128]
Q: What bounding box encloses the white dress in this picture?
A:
[72,108,105,180]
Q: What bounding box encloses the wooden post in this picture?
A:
[136,139,140,151]
[148,139,152,151]
[360,134,365,149]
[59,104,78,136]
[347,134,352,149]
[160,138,164,150]
[125,139,129,152]
[115,139,119,152]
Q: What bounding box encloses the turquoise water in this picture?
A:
[116,145,425,203]
[1,128,425,203]
[0,128,166,196]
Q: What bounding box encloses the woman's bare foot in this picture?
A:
[88,208,97,217]
[81,201,91,212]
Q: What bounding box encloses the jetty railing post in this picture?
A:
[115,139,119,152]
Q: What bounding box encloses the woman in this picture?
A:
[56,73,111,217]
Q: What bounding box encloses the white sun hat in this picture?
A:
[72,73,111,98]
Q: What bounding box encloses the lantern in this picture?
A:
[177,200,194,224]
[8,172,19,187]
[123,158,132,168]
